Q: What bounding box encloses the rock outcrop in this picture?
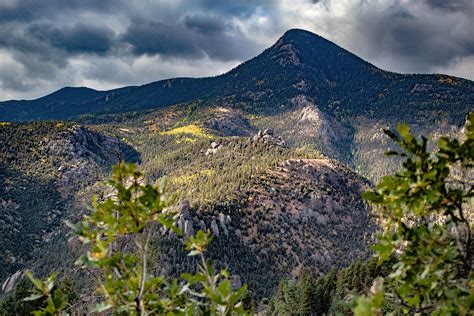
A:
[1,270,22,294]
[45,126,128,196]
[202,107,256,137]
[0,123,139,285]
[151,158,375,299]
[204,141,223,156]
[251,129,286,147]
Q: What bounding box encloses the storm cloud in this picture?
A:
[0,0,472,100]
[26,23,116,55]
[122,16,259,61]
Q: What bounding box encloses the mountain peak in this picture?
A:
[1,28,472,122]
[282,28,322,39]
[277,29,331,47]
[263,28,381,82]
[41,86,104,103]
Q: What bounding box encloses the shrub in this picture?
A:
[26,162,248,315]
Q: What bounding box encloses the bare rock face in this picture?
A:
[202,107,256,137]
[294,96,339,142]
[177,200,190,216]
[198,158,375,298]
[251,129,286,147]
[210,219,220,237]
[198,220,206,231]
[174,200,195,237]
[230,274,242,290]
[218,213,230,236]
[205,141,222,156]
[1,270,22,294]
[272,38,301,66]
[0,123,139,286]
[184,220,195,237]
[287,95,351,159]
[411,83,433,93]
[248,95,352,161]
[45,125,124,197]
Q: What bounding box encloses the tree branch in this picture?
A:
[136,225,151,314]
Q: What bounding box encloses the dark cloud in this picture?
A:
[184,14,228,34]
[348,0,474,73]
[0,0,472,100]
[424,0,473,12]
[0,5,33,22]
[27,23,115,54]
[0,61,32,92]
[188,0,267,18]
[123,21,202,58]
[0,23,65,67]
[0,0,123,22]
[122,16,261,61]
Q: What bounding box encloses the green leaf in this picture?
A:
[92,303,113,313]
[353,297,372,316]
[25,271,44,291]
[362,191,382,203]
[217,280,231,298]
[23,294,44,302]
[371,242,393,262]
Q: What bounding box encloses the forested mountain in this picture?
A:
[1,29,472,123]
[0,121,374,304]
[0,122,139,284]
[0,29,473,312]
[1,28,472,180]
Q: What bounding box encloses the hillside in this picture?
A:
[147,158,374,300]
[1,29,472,181]
[0,119,375,303]
[0,122,139,285]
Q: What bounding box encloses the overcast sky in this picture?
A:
[0,0,473,101]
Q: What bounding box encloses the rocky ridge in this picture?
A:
[0,123,139,293]
[152,158,375,298]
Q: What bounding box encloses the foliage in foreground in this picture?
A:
[0,277,77,316]
[354,114,473,315]
[17,113,474,315]
[265,114,473,315]
[264,257,395,315]
[25,162,248,315]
